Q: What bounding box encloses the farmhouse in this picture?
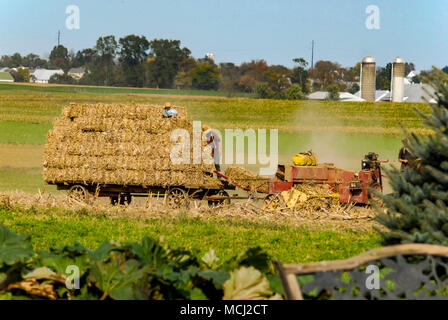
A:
[68,67,86,80]
[31,69,64,84]
[0,72,14,82]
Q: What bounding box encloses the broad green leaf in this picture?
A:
[0,224,33,266]
[223,267,274,300]
[129,237,168,268]
[88,242,120,261]
[89,253,146,300]
[36,251,88,279]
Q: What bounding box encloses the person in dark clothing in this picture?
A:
[398,145,417,170]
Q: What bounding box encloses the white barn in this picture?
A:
[31,69,64,84]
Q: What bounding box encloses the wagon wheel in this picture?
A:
[263,193,286,211]
[166,188,189,209]
[67,185,89,205]
[208,190,231,207]
[110,193,132,206]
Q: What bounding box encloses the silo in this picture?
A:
[360,56,376,102]
[391,57,405,102]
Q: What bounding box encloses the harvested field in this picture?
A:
[43,103,221,189]
[0,190,376,231]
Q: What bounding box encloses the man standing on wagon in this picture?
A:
[205,129,222,173]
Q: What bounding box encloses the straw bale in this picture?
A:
[224,166,269,191]
[44,103,221,189]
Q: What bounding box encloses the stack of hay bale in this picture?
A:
[43,103,222,189]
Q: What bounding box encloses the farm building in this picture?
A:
[307,91,363,102]
[0,72,14,82]
[354,84,436,103]
[68,67,86,80]
[31,69,64,84]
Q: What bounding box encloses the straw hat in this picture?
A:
[164,102,172,109]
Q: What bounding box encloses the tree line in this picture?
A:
[1,34,446,99]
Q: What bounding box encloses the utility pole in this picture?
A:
[58,30,61,46]
[311,40,315,69]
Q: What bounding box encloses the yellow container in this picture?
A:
[293,154,318,166]
[293,154,308,166]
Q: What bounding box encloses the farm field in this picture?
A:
[0,82,427,262]
[0,82,428,194]
[0,205,381,263]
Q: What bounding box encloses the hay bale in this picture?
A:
[43,103,222,189]
[281,183,338,211]
[224,166,269,191]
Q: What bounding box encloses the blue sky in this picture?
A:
[0,0,447,70]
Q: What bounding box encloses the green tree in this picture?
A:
[72,49,97,68]
[326,84,340,100]
[118,35,150,87]
[94,35,118,86]
[146,39,191,88]
[349,83,360,94]
[49,73,77,85]
[291,58,309,94]
[49,45,70,71]
[374,69,448,245]
[191,62,220,90]
[376,63,392,90]
[220,62,241,97]
[173,57,197,89]
[11,68,30,82]
[255,82,273,99]
[442,66,448,75]
[23,53,47,68]
[285,84,305,100]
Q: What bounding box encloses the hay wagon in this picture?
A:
[53,169,271,209]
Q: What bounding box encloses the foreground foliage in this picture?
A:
[374,69,448,245]
[0,224,281,300]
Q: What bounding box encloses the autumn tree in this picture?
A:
[309,60,341,90]
[239,60,268,92]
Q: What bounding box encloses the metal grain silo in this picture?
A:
[360,56,376,102]
[391,57,405,102]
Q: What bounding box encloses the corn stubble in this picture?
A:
[43,103,222,189]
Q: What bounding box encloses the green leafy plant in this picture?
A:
[0,224,281,300]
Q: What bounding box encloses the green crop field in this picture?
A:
[0,82,429,263]
[0,206,381,263]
